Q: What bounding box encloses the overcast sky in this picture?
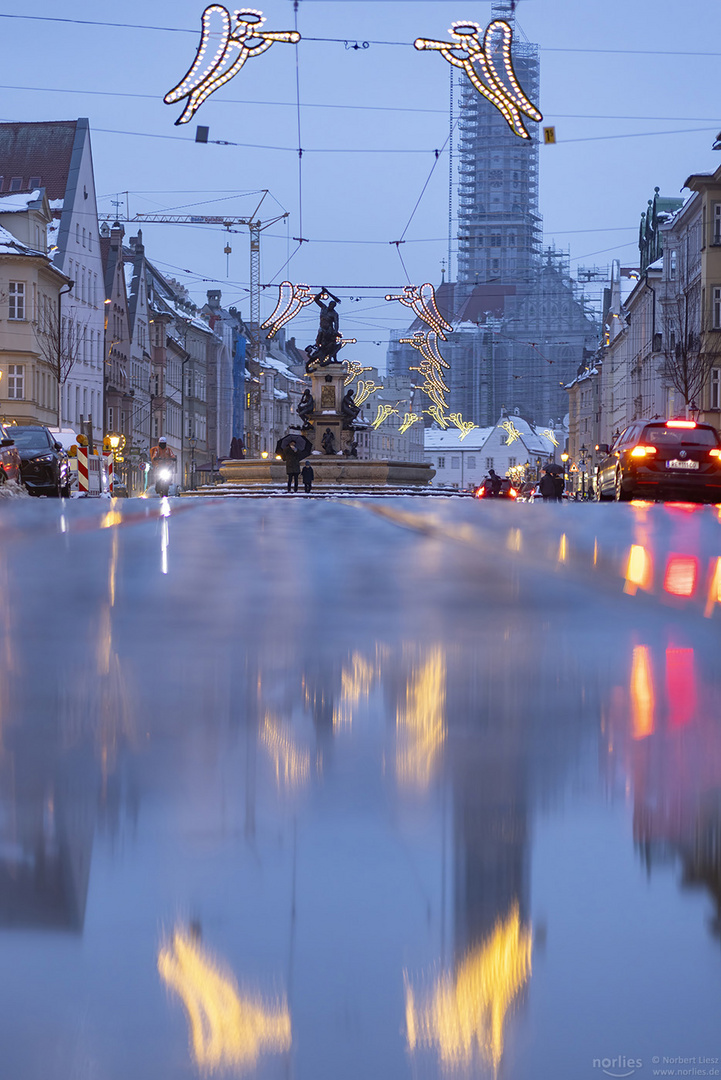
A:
[1,0,719,358]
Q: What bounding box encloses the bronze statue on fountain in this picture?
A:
[305,288,343,371]
[297,388,315,429]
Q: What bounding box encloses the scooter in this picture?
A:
[154,466,173,497]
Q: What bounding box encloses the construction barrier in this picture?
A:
[103,450,114,495]
[77,445,89,494]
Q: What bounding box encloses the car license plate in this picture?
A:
[667,459,699,470]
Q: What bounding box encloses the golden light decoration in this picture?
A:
[164,6,300,125]
[261,281,316,339]
[158,927,291,1071]
[399,413,422,434]
[396,646,446,790]
[448,413,477,441]
[400,329,449,369]
[260,715,311,792]
[405,903,532,1070]
[386,284,453,340]
[372,404,398,429]
[500,419,522,445]
[343,359,373,386]
[414,19,542,140]
[540,428,559,447]
[354,379,382,407]
[424,405,450,429]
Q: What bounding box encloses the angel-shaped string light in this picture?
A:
[448,413,477,441]
[500,419,522,445]
[261,281,316,339]
[540,428,559,447]
[344,359,374,386]
[414,19,542,140]
[164,6,300,125]
[386,284,453,340]
[399,413,422,435]
[372,404,398,430]
[354,380,382,407]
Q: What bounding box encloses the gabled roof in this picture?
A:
[0,223,44,258]
[0,121,78,199]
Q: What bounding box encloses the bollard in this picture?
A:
[77,445,89,494]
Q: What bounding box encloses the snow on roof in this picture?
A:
[424,426,494,450]
[123,261,136,294]
[261,352,304,382]
[273,388,289,401]
[647,256,663,271]
[0,223,44,257]
[158,293,213,334]
[0,189,41,213]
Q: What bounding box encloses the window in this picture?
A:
[714,204,721,245]
[8,282,25,320]
[451,456,460,469]
[490,234,502,247]
[509,457,516,467]
[9,177,22,192]
[712,369,721,410]
[713,287,721,330]
[670,250,677,279]
[88,232,93,252]
[82,228,86,248]
[485,457,494,469]
[437,456,445,468]
[468,456,476,469]
[76,223,80,244]
[28,176,40,189]
[7,365,24,399]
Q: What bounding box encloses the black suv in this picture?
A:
[11,426,71,497]
[596,420,721,502]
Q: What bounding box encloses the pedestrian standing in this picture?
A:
[552,473,565,501]
[539,468,559,502]
[301,461,314,494]
[285,440,302,493]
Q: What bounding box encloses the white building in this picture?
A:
[425,413,564,489]
[0,120,105,440]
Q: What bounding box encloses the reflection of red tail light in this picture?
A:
[666,648,696,728]
[664,555,698,597]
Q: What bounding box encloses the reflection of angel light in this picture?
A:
[405,904,532,1070]
[333,653,376,729]
[414,19,542,139]
[158,928,291,1071]
[396,647,446,789]
[631,645,654,740]
[101,510,123,528]
[558,533,567,563]
[261,716,311,790]
[164,6,300,125]
[704,557,721,618]
[624,544,652,595]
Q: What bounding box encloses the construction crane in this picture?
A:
[100,190,289,359]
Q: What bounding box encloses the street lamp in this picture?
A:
[561,450,569,493]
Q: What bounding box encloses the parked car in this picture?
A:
[596,420,721,502]
[0,424,21,485]
[10,425,71,497]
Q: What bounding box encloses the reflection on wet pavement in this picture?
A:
[1,496,721,1078]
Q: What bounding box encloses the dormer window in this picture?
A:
[28,177,41,189]
[9,177,22,192]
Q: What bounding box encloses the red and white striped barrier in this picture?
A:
[77,445,89,494]
[103,450,114,495]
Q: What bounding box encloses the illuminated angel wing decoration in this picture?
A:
[541,428,559,447]
[261,281,315,339]
[500,419,522,445]
[387,284,452,340]
[344,359,373,386]
[338,337,357,351]
[164,6,300,125]
[399,413,421,434]
[448,413,477,441]
[414,19,542,140]
[424,405,449,429]
[354,380,382,407]
[372,405,398,430]
[400,330,450,367]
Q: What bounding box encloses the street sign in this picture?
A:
[543,126,556,144]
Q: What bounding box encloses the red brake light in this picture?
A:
[509,488,518,498]
[477,486,485,498]
[666,420,697,428]
[630,445,658,458]
[710,449,721,459]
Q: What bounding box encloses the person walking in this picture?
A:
[301,461,314,494]
[539,467,560,502]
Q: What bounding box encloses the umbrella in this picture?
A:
[545,462,564,474]
[278,434,313,461]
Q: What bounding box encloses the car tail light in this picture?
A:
[630,445,657,458]
[509,488,518,498]
[476,486,485,498]
[666,420,697,428]
[710,449,721,460]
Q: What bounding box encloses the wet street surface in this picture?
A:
[1,495,721,1080]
